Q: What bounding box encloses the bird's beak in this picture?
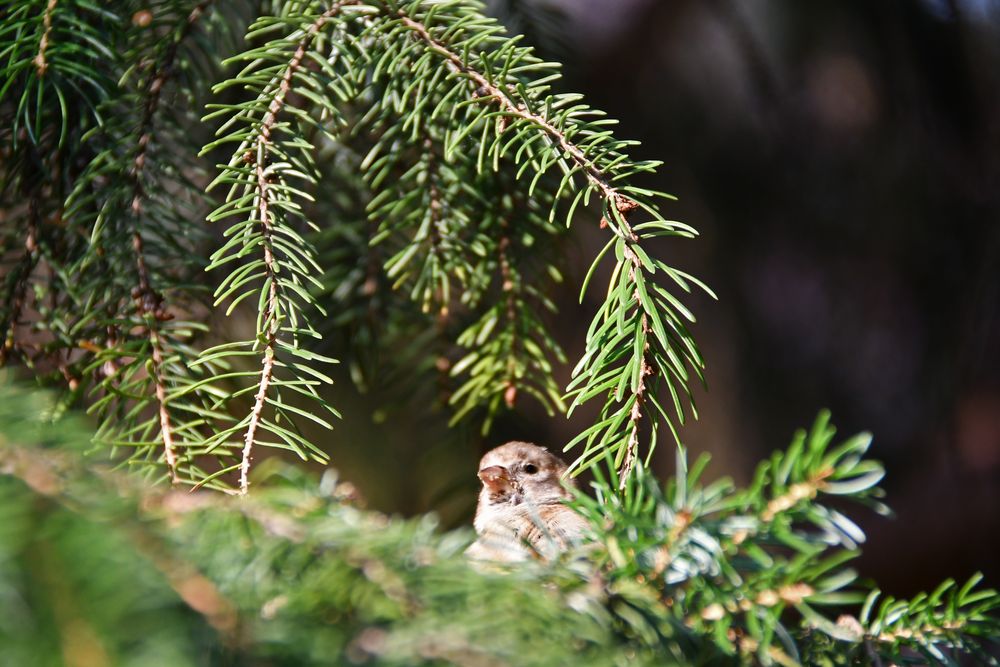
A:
[478,465,512,493]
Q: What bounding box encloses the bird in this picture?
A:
[466,441,589,562]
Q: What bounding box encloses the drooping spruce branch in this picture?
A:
[0,195,40,365]
[368,2,710,483]
[234,9,333,494]
[360,78,567,426]
[126,0,216,482]
[1,0,119,373]
[200,4,371,492]
[364,125,476,315]
[50,0,239,486]
[0,0,117,147]
[448,169,567,431]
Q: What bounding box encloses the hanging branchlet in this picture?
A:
[44,0,236,486]
[0,0,115,148]
[359,59,535,420]
[381,3,710,482]
[365,127,474,314]
[235,8,337,495]
[1,0,119,386]
[200,4,373,492]
[448,171,566,432]
[124,0,217,483]
[0,196,41,366]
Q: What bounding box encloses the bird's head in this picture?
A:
[476,441,574,508]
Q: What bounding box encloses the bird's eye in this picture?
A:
[523,463,539,475]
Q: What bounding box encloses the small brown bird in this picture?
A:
[466,441,589,562]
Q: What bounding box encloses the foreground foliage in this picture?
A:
[1,380,997,665]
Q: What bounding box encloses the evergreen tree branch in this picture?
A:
[0,432,241,640]
[0,195,40,366]
[396,11,627,217]
[3,380,997,664]
[202,3,377,490]
[128,0,216,483]
[46,0,230,485]
[447,170,567,430]
[237,5,352,495]
[0,0,116,147]
[389,3,707,482]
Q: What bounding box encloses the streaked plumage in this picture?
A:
[466,441,588,562]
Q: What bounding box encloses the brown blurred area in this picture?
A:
[550,0,1000,595]
[318,0,1000,599]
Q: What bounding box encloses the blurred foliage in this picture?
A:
[2,378,998,665]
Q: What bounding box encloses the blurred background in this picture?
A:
[315,0,1000,599]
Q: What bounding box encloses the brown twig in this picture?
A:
[760,468,832,522]
[239,4,354,495]
[420,136,449,312]
[398,14,623,214]
[620,308,652,489]
[497,227,520,408]
[33,0,57,76]
[0,195,41,366]
[128,0,215,483]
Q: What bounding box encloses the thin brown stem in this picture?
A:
[497,228,519,408]
[759,468,832,522]
[421,136,448,312]
[128,0,215,483]
[1,196,40,366]
[621,307,652,489]
[398,14,620,208]
[239,4,352,495]
[33,0,57,76]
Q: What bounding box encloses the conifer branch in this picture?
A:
[125,0,214,482]
[131,0,212,484]
[236,4,354,494]
[497,230,519,407]
[0,442,239,638]
[0,196,40,366]
[397,12,628,224]
[395,7,686,481]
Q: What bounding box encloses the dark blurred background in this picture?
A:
[320,0,1000,599]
